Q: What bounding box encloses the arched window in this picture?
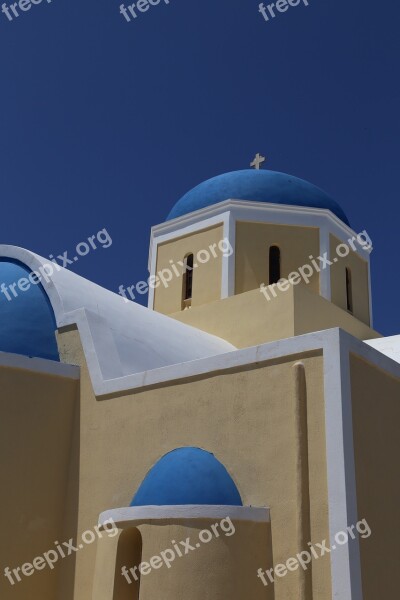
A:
[269,246,281,285]
[346,267,353,312]
[182,253,194,309]
[113,528,142,600]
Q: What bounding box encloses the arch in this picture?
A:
[269,245,281,285]
[346,267,353,312]
[182,253,194,309]
[0,258,59,361]
[113,528,142,600]
[130,447,242,507]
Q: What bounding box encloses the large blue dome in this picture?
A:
[130,447,242,506]
[167,169,349,226]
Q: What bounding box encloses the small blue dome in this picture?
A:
[0,259,59,361]
[167,169,349,226]
[130,447,242,506]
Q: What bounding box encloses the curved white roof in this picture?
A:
[0,246,236,393]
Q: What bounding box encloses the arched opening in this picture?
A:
[113,527,142,600]
[182,253,194,310]
[346,267,353,312]
[269,246,281,285]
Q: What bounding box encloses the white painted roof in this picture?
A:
[0,246,235,387]
[365,335,400,364]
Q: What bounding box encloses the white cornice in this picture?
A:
[148,199,370,272]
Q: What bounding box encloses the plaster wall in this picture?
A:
[57,329,331,600]
[235,221,320,295]
[293,285,379,341]
[330,235,370,325]
[172,284,295,348]
[153,224,224,314]
[93,520,273,600]
[350,354,400,599]
[172,285,379,349]
[0,363,78,600]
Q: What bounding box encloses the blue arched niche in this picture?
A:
[131,447,242,506]
[0,259,59,361]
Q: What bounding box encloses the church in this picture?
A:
[1,161,399,600]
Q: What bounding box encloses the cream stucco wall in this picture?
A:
[0,363,78,600]
[153,224,225,314]
[235,221,320,295]
[93,520,274,600]
[330,235,370,325]
[56,329,331,600]
[172,284,379,349]
[350,354,400,600]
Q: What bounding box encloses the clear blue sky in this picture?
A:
[0,0,399,335]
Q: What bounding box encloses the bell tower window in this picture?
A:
[346,267,353,313]
[182,253,194,309]
[269,246,281,285]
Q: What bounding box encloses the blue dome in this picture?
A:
[167,169,349,226]
[0,259,59,361]
[130,447,242,506]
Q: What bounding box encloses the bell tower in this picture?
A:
[148,167,378,348]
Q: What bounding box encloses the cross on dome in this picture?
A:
[250,153,266,169]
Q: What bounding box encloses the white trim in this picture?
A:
[147,231,159,310]
[323,330,362,599]
[99,505,270,527]
[0,350,80,379]
[82,327,397,398]
[151,200,370,259]
[222,212,235,298]
[367,259,374,328]
[320,226,331,300]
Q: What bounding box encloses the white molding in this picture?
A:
[99,505,270,526]
[151,200,370,258]
[367,259,374,328]
[82,327,398,398]
[0,350,80,379]
[323,330,362,599]
[222,211,235,298]
[320,226,331,300]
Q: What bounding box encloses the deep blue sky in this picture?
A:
[0,0,399,335]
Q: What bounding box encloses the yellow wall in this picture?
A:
[235,221,320,295]
[173,282,295,348]
[330,235,370,325]
[0,364,78,600]
[57,330,331,600]
[153,224,224,314]
[93,520,274,600]
[293,285,379,341]
[350,355,400,600]
[172,285,379,349]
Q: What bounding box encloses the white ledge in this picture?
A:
[99,505,270,526]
